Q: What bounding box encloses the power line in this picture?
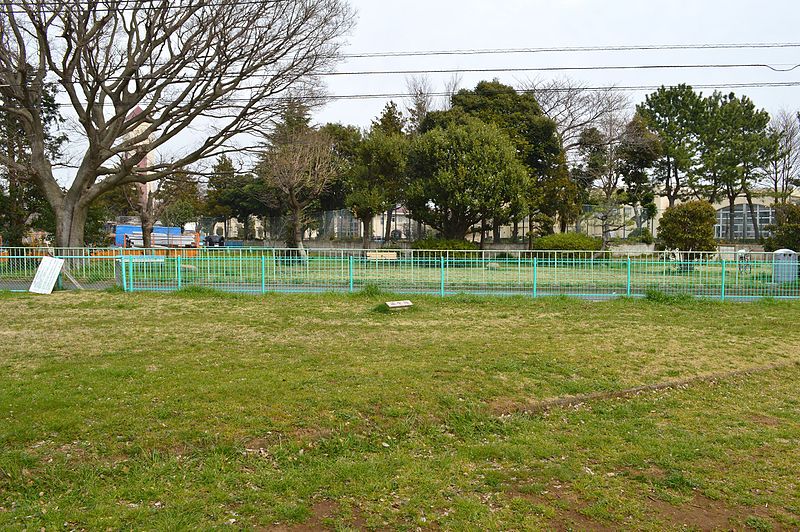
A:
[25,81,800,108]
[325,63,800,77]
[4,2,800,60]
[342,42,800,59]
[2,62,799,89]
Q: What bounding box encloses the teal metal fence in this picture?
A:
[1,247,798,300]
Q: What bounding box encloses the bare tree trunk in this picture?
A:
[727,199,736,242]
[528,216,535,249]
[362,219,371,249]
[512,220,519,242]
[492,221,501,244]
[633,206,643,231]
[744,191,761,241]
[384,207,394,241]
[479,218,486,250]
[601,217,610,251]
[55,198,89,248]
[141,211,154,248]
[286,206,304,248]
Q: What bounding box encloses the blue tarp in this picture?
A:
[115,225,181,247]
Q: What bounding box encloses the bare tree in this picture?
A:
[521,77,629,155]
[0,0,353,247]
[442,73,463,110]
[258,130,338,251]
[761,109,800,205]
[123,173,199,248]
[576,106,632,249]
[404,75,434,134]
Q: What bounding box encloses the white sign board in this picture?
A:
[29,256,65,295]
[385,300,413,309]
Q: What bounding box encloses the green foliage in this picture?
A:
[638,84,705,205]
[530,232,601,251]
[371,101,406,136]
[318,123,363,212]
[405,119,529,240]
[157,175,203,229]
[619,114,662,227]
[715,93,775,240]
[345,129,408,244]
[423,80,567,232]
[359,283,384,297]
[764,203,800,252]
[0,83,66,245]
[627,227,654,245]
[657,201,717,252]
[411,237,478,251]
[206,155,274,238]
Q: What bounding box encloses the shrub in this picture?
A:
[764,203,800,252]
[411,237,478,251]
[627,227,654,245]
[656,201,716,253]
[530,232,601,251]
[411,237,479,264]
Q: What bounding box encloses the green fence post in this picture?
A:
[626,257,632,297]
[128,256,134,292]
[533,257,538,298]
[120,252,127,292]
[440,255,445,297]
[261,255,266,294]
[721,260,726,301]
[176,255,182,290]
[348,255,354,293]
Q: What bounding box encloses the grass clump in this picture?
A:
[644,289,696,304]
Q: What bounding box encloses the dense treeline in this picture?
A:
[2,80,799,248]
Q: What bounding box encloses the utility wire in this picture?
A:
[2,63,799,89]
[3,2,800,59]
[325,63,800,77]
[22,81,800,109]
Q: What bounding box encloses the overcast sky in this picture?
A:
[46,0,800,185]
[315,0,800,128]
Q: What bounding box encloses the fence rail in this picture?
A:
[1,247,797,300]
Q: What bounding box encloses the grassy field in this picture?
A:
[1,289,799,530]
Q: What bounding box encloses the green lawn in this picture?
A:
[1,290,799,530]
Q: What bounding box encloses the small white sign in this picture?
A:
[29,256,65,295]
[386,300,413,309]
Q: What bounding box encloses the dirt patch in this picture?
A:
[244,428,334,451]
[504,484,614,531]
[622,465,668,481]
[268,500,339,531]
[748,414,781,427]
[647,492,776,531]
[291,427,334,441]
[490,361,800,416]
[505,481,779,531]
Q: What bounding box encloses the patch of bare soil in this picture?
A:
[268,500,339,532]
[646,492,776,531]
[748,414,781,427]
[489,361,800,416]
[244,428,334,451]
[504,484,614,531]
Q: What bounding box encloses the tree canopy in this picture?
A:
[405,119,528,240]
